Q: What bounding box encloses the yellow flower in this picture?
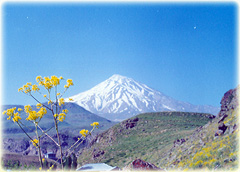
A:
[2,110,6,115]
[69,98,74,101]
[54,114,58,118]
[36,76,42,82]
[32,84,40,92]
[42,76,53,90]
[80,129,89,137]
[62,109,68,114]
[26,110,38,121]
[21,84,31,94]
[48,100,53,105]
[39,167,42,170]
[60,76,63,80]
[51,75,60,86]
[59,98,65,106]
[26,82,32,86]
[64,79,74,88]
[57,93,60,96]
[67,79,73,86]
[91,122,99,128]
[17,108,23,112]
[209,159,216,165]
[18,87,23,92]
[12,113,21,122]
[203,161,208,167]
[31,139,39,147]
[57,113,66,122]
[6,107,16,116]
[50,165,54,169]
[43,94,47,98]
[42,158,45,162]
[36,103,42,109]
[37,107,47,118]
[24,105,32,113]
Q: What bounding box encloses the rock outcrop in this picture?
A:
[125,159,164,171]
[217,86,239,118]
[122,117,139,129]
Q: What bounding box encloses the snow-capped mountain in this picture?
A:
[68,74,219,121]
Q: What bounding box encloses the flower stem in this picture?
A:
[37,124,59,146]
[54,118,64,170]
[35,123,43,169]
[16,122,34,142]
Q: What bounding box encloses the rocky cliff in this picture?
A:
[162,86,239,170]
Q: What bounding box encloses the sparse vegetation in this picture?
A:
[165,88,239,171]
[78,112,214,168]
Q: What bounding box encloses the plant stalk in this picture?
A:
[54,118,64,170]
[35,123,43,169]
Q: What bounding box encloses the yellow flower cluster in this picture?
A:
[54,110,67,122]
[2,107,22,122]
[80,129,89,137]
[24,105,32,113]
[25,105,47,121]
[47,164,54,171]
[54,109,68,122]
[194,160,203,167]
[64,79,74,88]
[18,82,38,94]
[91,122,99,128]
[209,159,216,165]
[13,113,21,122]
[36,75,64,90]
[62,109,68,113]
[58,113,66,122]
[48,100,53,105]
[36,103,42,109]
[59,98,65,106]
[193,151,204,161]
[31,139,39,147]
[32,84,40,92]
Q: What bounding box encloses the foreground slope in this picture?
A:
[77,111,214,168]
[162,86,239,170]
[2,103,116,155]
[69,74,219,121]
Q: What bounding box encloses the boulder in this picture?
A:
[122,117,139,129]
[218,123,228,134]
[92,149,105,159]
[127,159,164,170]
[218,114,228,123]
[217,87,239,118]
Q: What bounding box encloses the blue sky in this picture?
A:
[2,2,238,107]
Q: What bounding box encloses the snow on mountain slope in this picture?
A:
[68,74,219,121]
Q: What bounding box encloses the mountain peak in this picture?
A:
[108,74,129,83]
[68,75,220,121]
